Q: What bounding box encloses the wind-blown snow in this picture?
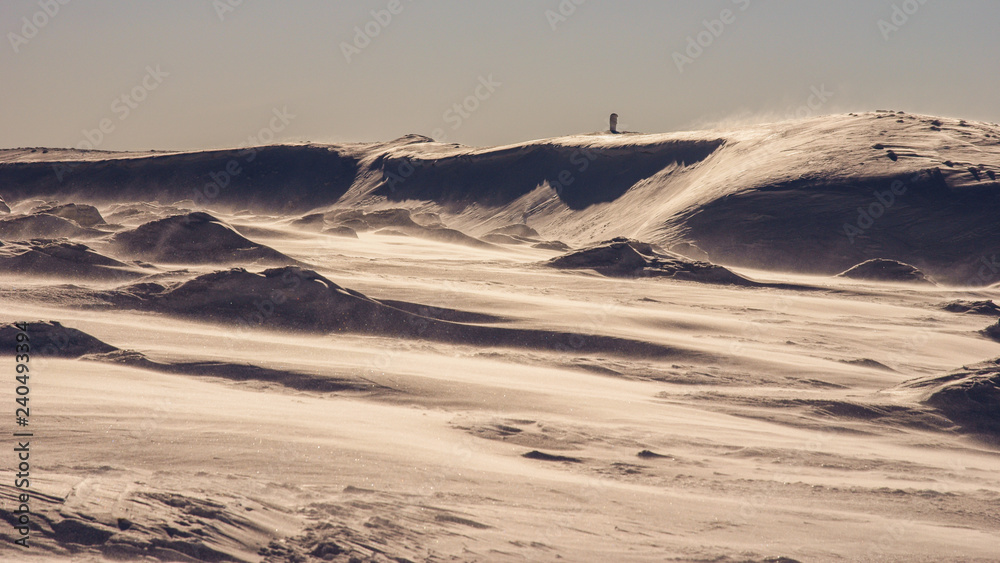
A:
[0,113,998,562]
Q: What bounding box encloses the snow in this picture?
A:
[0,112,998,561]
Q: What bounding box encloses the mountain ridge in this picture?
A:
[2,111,998,284]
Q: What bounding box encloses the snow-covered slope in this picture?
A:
[2,112,998,284]
[2,115,1000,560]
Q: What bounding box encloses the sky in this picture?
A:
[2,0,999,151]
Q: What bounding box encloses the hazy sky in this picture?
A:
[3,0,999,150]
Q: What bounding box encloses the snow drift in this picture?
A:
[108,212,295,265]
[546,237,755,285]
[326,208,495,248]
[32,203,107,228]
[903,358,1000,438]
[0,145,360,211]
[102,266,693,358]
[0,321,116,357]
[837,258,934,284]
[0,212,104,240]
[0,239,145,280]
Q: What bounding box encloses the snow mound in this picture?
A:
[114,266,403,332]
[103,202,193,226]
[108,212,295,265]
[0,321,116,357]
[941,300,1000,315]
[481,233,525,245]
[414,226,494,247]
[329,208,494,247]
[328,208,419,232]
[0,239,145,280]
[532,240,571,251]
[487,224,541,239]
[411,211,444,227]
[837,259,933,284]
[0,213,102,240]
[904,358,1000,437]
[481,223,570,248]
[374,228,408,237]
[104,267,688,358]
[547,237,755,285]
[289,213,327,231]
[32,203,106,227]
[322,226,358,238]
[979,320,1000,342]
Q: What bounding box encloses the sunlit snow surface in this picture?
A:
[0,113,998,562]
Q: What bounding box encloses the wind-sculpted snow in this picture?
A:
[0,212,105,240]
[903,358,1000,438]
[108,212,296,265]
[32,203,106,228]
[369,137,725,210]
[0,239,146,280]
[0,144,360,211]
[3,114,1000,561]
[546,237,759,286]
[674,167,999,285]
[2,113,998,284]
[325,208,488,247]
[0,321,116,357]
[837,258,934,284]
[940,300,1000,315]
[103,266,697,359]
[0,321,374,394]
